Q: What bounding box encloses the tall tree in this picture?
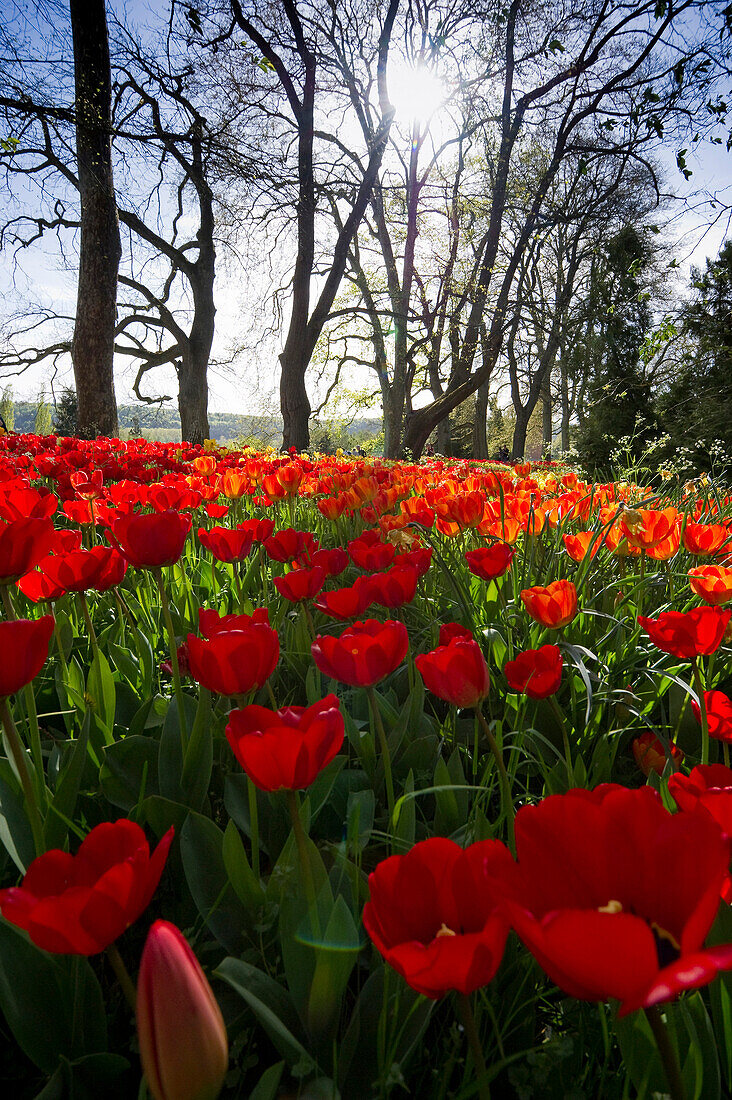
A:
[659,240,732,472]
[68,0,120,437]
[227,0,400,451]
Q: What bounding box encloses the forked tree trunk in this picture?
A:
[69,0,120,438]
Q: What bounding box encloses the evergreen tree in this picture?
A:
[53,388,78,436]
[575,226,660,474]
[659,241,732,473]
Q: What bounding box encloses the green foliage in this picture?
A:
[658,239,732,474]
[0,385,14,433]
[574,226,661,474]
[52,387,78,436]
[34,389,53,435]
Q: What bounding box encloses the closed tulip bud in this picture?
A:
[137,920,228,1100]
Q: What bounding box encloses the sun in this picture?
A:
[388,62,447,125]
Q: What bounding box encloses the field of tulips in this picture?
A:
[2,432,732,1099]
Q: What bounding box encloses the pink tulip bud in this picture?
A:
[137,920,228,1100]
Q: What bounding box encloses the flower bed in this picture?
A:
[0,432,731,1099]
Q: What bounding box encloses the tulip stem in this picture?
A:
[644,1005,685,1100]
[265,680,278,710]
[154,570,188,753]
[247,777,261,881]
[367,686,395,824]
[0,697,44,857]
[724,743,730,769]
[693,659,709,766]
[475,708,515,858]
[106,943,137,1013]
[549,695,574,785]
[286,789,321,939]
[76,593,98,658]
[457,993,490,1100]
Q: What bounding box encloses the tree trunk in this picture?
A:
[473,377,490,459]
[560,359,571,452]
[512,407,529,460]
[69,0,120,438]
[280,350,311,452]
[178,352,209,445]
[541,367,552,460]
[382,387,404,459]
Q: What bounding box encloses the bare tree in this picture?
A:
[68,0,120,436]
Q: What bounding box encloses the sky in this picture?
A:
[0,0,730,421]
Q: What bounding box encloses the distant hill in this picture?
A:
[8,401,382,447]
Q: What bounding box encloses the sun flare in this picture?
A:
[388,62,447,124]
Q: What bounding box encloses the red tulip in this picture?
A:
[110,510,192,568]
[367,565,419,609]
[363,837,514,998]
[438,622,473,645]
[273,564,326,602]
[0,517,56,584]
[70,469,104,500]
[415,635,489,709]
[39,545,126,593]
[669,764,732,841]
[263,527,318,564]
[187,621,279,696]
[0,616,55,696]
[311,619,408,687]
[692,690,732,741]
[499,785,732,1015]
[137,920,228,1100]
[17,565,66,603]
[348,531,395,572]
[504,645,563,699]
[521,580,578,629]
[307,547,349,577]
[313,577,375,620]
[0,819,173,954]
[225,694,344,790]
[197,526,253,563]
[638,606,731,659]
[465,543,515,580]
[198,607,270,636]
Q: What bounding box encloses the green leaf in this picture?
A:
[0,757,34,872]
[180,811,249,953]
[306,895,362,1037]
[222,819,264,911]
[393,770,415,847]
[158,694,198,803]
[248,1061,285,1100]
[0,925,106,1074]
[100,735,159,812]
[34,1053,130,1100]
[44,711,90,849]
[215,957,310,1069]
[86,651,115,739]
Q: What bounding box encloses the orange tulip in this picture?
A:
[689,565,732,606]
[683,522,731,556]
[520,579,578,629]
[646,523,681,561]
[620,506,677,550]
[220,470,249,499]
[632,731,683,777]
[562,531,603,563]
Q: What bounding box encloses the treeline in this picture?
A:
[2,398,382,449]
